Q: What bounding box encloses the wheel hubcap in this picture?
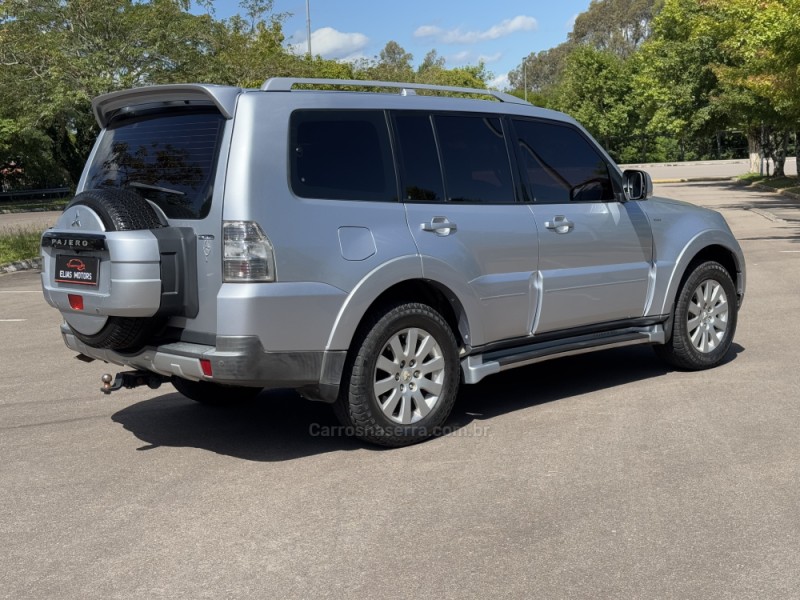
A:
[373,327,445,425]
[687,279,729,353]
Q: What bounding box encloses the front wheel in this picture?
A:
[655,261,738,370]
[335,303,461,447]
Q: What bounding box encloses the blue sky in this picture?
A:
[211,0,595,88]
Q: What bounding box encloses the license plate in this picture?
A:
[55,255,99,287]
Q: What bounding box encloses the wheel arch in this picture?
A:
[658,234,746,318]
[326,270,474,355]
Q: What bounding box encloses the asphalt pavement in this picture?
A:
[1,181,799,599]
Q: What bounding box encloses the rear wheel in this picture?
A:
[172,377,262,405]
[64,189,164,352]
[335,303,460,447]
[655,261,738,370]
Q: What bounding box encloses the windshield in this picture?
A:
[85,108,226,219]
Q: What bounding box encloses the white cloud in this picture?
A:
[290,27,369,60]
[489,73,510,90]
[448,50,472,63]
[445,51,502,67]
[477,52,502,64]
[414,15,537,44]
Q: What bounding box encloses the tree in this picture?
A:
[698,0,800,175]
[0,0,293,186]
[633,0,797,173]
[570,0,663,58]
[418,50,446,74]
[555,47,633,160]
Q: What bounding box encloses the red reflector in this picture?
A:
[68,294,84,311]
[200,359,213,377]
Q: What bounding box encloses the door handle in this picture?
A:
[544,215,574,234]
[421,216,458,236]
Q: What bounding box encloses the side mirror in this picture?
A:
[623,169,653,201]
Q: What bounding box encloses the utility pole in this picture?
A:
[306,0,312,57]
[524,61,528,102]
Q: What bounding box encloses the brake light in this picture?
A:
[223,221,276,282]
[200,359,213,377]
[68,294,84,311]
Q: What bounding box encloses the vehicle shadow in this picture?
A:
[111,344,744,462]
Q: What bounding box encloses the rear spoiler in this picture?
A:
[92,84,241,128]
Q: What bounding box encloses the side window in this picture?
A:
[434,115,516,204]
[393,113,445,202]
[513,119,614,203]
[290,110,396,201]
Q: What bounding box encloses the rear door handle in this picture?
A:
[421,216,458,236]
[544,215,574,234]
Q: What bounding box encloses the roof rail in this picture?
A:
[261,77,528,105]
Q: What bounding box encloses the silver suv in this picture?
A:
[41,78,745,446]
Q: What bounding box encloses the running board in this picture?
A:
[461,325,665,385]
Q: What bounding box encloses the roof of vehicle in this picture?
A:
[92,78,575,129]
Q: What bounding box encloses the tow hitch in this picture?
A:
[101,371,168,395]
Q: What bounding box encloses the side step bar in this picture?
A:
[461,325,665,385]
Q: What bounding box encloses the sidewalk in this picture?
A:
[621,157,798,183]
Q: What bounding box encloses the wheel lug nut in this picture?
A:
[414,370,420,378]
[395,374,400,381]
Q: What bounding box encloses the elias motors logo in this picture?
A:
[66,258,87,271]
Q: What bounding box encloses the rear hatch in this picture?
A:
[41,85,240,352]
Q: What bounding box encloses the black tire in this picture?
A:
[654,260,738,370]
[65,189,164,352]
[335,303,461,447]
[172,377,262,405]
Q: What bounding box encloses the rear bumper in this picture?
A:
[61,324,345,402]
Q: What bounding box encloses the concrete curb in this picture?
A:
[0,257,42,275]
[732,179,800,203]
[652,176,737,184]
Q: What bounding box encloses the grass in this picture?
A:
[0,226,44,264]
[0,196,71,213]
[737,173,800,195]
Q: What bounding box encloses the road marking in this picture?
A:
[747,207,785,223]
[779,251,800,253]
[0,290,40,293]
[0,319,26,322]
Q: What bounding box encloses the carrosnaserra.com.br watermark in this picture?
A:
[308,423,491,438]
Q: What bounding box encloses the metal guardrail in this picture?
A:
[0,187,71,202]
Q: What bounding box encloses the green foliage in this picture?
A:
[570,0,663,58]
[0,226,44,264]
[554,47,632,159]
[0,4,492,190]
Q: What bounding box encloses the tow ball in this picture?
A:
[101,371,168,395]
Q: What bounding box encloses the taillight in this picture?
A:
[222,221,276,282]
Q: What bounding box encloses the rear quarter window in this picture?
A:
[290,110,397,202]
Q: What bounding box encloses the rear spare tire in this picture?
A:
[65,189,164,352]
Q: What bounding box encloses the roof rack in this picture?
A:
[261,77,528,105]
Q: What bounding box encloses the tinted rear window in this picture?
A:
[434,115,515,204]
[86,109,226,219]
